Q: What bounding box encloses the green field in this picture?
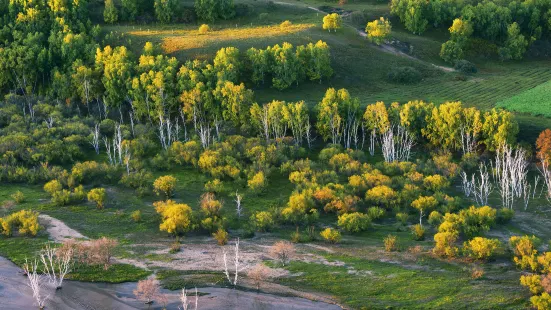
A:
[496,79,551,117]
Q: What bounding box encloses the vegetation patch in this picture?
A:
[496,80,551,117]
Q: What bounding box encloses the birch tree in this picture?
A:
[363,101,390,155]
[282,101,310,146]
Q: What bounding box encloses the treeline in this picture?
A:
[103,0,236,24]
[391,0,551,61]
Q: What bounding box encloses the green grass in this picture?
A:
[66,264,151,283]
[278,253,526,309]
[156,269,226,290]
[496,79,551,117]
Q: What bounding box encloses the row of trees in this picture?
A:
[391,0,551,60]
[103,0,235,24]
[314,90,518,155]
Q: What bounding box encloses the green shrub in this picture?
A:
[367,207,385,221]
[338,212,371,233]
[396,212,408,225]
[496,207,514,224]
[428,211,443,226]
[250,211,275,232]
[387,66,421,84]
[11,191,25,204]
[454,60,477,74]
[131,210,142,222]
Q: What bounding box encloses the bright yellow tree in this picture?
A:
[154,200,193,236]
[322,13,342,32]
[365,17,391,45]
[153,175,177,198]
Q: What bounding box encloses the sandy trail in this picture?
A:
[39,214,87,242]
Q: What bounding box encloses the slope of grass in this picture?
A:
[496,79,551,117]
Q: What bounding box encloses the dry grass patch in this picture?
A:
[126,24,315,55]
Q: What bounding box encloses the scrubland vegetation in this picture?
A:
[1,0,551,308]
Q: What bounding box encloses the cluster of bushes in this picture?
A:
[275,145,468,243]
[510,235,551,309]
[59,237,119,270]
[0,210,41,237]
[246,41,333,90]
[431,205,510,260]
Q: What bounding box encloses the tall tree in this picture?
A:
[103,0,118,24]
[270,42,298,90]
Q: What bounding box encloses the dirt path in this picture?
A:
[39,214,87,242]
[274,0,454,72]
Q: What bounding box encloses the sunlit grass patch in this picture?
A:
[128,23,316,55]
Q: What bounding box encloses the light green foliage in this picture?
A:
[367,207,385,221]
[499,22,528,61]
[496,80,551,117]
[154,0,176,23]
[250,211,275,232]
[87,188,107,209]
[270,42,298,90]
[103,0,118,23]
[338,212,371,233]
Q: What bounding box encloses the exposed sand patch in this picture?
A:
[39,214,87,242]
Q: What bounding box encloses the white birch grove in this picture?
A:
[179,287,199,310]
[39,242,72,289]
[461,163,493,206]
[89,123,101,154]
[492,145,529,209]
[23,259,51,309]
[222,238,247,286]
[380,125,415,162]
[103,123,125,166]
[460,125,478,155]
